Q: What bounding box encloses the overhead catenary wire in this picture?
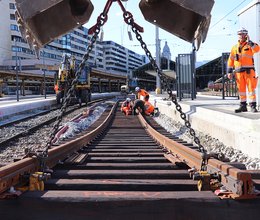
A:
[210,0,249,30]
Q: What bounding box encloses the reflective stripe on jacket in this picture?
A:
[227,41,260,72]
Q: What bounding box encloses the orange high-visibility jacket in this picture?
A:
[227,41,259,72]
[137,89,149,100]
[144,101,154,115]
[121,101,132,115]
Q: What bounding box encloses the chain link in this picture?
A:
[38,12,107,171]
[38,0,207,171]
[125,12,207,170]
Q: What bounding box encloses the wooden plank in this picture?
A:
[45,179,197,191]
[83,149,163,152]
[85,157,169,163]
[52,169,190,179]
[85,152,165,157]
[56,163,177,170]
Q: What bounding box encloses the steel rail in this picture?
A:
[0,101,118,194]
[137,114,254,199]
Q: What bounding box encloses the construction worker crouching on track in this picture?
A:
[143,96,155,116]
[121,98,133,115]
[133,96,156,116]
[135,87,150,101]
[227,27,260,113]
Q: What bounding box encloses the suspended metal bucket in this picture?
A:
[15,0,94,56]
[139,0,215,49]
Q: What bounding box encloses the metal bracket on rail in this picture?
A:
[16,171,51,192]
[191,170,221,192]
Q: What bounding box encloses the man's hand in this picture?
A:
[227,73,233,80]
[246,34,250,42]
[246,35,255,47]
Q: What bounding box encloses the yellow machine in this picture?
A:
[54,54,91,105]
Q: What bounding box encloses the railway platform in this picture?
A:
[1,92,260,159]
[150,92,260,160]
[0,95,56,125]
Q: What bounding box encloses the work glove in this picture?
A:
[247,35,254,47]
[227,67,233,74]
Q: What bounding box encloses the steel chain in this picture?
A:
[38,0,207,171]
[39,12,107,171]
[125,12,207,170]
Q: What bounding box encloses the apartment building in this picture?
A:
[102,41,146,77]
[0,0,146,77]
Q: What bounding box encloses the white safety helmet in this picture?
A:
[237,27,248,35]
[126,98,131,102]
[135,87,140,92]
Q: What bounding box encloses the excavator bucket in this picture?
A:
[15,0,94,56]
[139,0,215,50]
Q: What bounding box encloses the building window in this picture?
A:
[9,3,15,9]
[12,46,21,52]
[10,24,19,31]
[10,14,15,20]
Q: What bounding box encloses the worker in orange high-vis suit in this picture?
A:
[143,96,155,116]
[135,87,150,101]
[227,27,260,113]
[121,98,133,115]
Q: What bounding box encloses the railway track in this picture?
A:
[0,98,112,166]
[1,101,260,220]
[0,105,79,147]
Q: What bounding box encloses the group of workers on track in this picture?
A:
[120,87,155,116]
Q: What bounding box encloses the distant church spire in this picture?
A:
[162,41,171,60]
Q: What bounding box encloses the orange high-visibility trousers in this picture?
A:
[235,69,258,103]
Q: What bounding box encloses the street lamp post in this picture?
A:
[15,39,19,102]
[155,26,161,94]
[42,50,46,99]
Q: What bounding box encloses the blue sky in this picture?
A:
[84,0,253,62]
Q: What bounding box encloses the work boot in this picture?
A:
[250,102,258,113]
[235,102,247,113]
